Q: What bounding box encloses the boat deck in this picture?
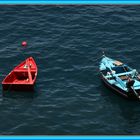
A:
[12,79,32,84]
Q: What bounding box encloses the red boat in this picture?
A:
[2,57,38,91]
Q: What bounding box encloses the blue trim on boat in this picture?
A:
[2,136,140,139]
[1,0,140,4]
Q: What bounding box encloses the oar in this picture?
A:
[26,59,32,83]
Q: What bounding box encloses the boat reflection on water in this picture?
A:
[2,89,37,99]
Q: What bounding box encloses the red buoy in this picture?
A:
[22,41,27,47]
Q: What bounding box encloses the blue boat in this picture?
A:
[99,55,140,100]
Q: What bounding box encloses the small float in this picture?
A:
[2,57,37,91]
[100,55,140,100]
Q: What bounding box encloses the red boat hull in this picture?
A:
[2,57,38,91]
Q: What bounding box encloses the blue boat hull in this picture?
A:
[100,74,139,100]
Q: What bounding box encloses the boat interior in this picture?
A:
[101,64,140,90]
[101,65,132,79]
[3,71,36,84]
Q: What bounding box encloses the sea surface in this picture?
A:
[0,5,140,135]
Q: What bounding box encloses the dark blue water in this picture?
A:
[0,5,140,135]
